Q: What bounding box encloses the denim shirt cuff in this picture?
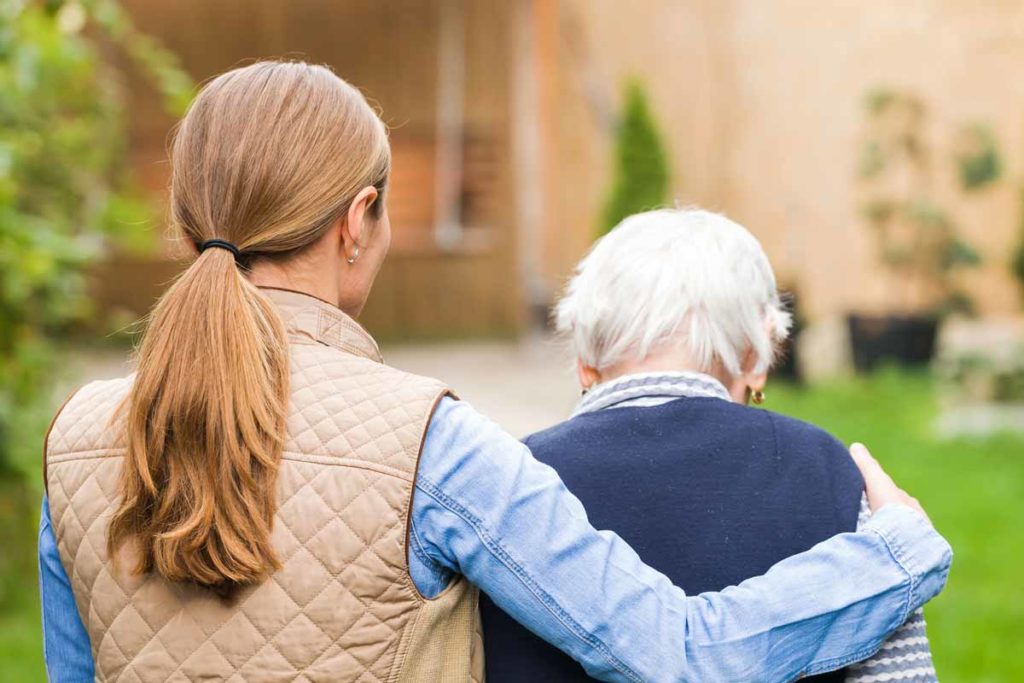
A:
[861,504,953,613]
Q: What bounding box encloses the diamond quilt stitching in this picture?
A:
[45,322,481,682]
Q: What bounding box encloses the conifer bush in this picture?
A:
[599,81,670,236]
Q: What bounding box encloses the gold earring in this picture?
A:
[346,246,360,265]
[751,390,766,405]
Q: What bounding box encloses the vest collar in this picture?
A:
[259,286,383,363]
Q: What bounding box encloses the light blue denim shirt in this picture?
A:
[40,396,951,683]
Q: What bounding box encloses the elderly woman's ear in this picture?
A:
[724,346,768,404]
[742,372,768,405]
[577,360,601,394]
[732,314,777,405]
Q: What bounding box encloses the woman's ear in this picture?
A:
[340,186,380,260]
[727,347,768,404]
[577,360,601,391]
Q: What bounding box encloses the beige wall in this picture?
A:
[547,0,1024,318]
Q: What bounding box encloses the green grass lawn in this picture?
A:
[772,371,1023,682]
[1,370,1020,680]
[0,607,45,682]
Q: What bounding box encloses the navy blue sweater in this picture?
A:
[479,396,864,682]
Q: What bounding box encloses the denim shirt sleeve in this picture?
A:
[410,397,953,683]
[846,495,939,682]
[39,496,94,683]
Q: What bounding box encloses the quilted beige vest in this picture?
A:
[45,288,484,682]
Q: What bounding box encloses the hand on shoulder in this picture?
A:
[850,443,932,525]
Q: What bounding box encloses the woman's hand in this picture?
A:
[850,442,931,525]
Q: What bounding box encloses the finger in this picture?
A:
[851,442,902,511]
[850,442,875,465]
[850,443,886,484]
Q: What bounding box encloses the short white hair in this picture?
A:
[555,208,791,376]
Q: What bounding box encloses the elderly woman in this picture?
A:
[481,208,938,682]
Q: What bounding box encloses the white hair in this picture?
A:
[555,208,792,377]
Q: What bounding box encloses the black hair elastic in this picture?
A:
[199,238,241,261]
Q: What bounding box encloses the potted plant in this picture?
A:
[849,89,988,372]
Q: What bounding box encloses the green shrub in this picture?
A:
[0,0,191,614]
[599,81,670,236]
[0,0,191,478]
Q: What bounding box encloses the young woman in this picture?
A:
[39,61,950,682]
[480,209,938,682]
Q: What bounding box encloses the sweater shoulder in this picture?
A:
[761,408,863,488]
[526,399,861,485]
[522,410,602,452]
[762,408,848,458]
[658,398,857,473]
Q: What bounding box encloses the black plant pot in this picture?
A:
[847,314,939,373]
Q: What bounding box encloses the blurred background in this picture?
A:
[2,0,1023,680]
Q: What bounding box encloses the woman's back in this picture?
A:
[480,385,862,682]
[45,289,483,681]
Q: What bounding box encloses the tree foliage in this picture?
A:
[0,0,192,478]
[599,81,670,236]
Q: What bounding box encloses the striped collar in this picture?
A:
[574,371,732,416]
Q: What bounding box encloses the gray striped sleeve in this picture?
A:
[846,496,939,682]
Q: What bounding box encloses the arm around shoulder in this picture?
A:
[412,399,953,682]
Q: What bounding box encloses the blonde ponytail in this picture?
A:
[108,61,390,594]
[110,247,288,591]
